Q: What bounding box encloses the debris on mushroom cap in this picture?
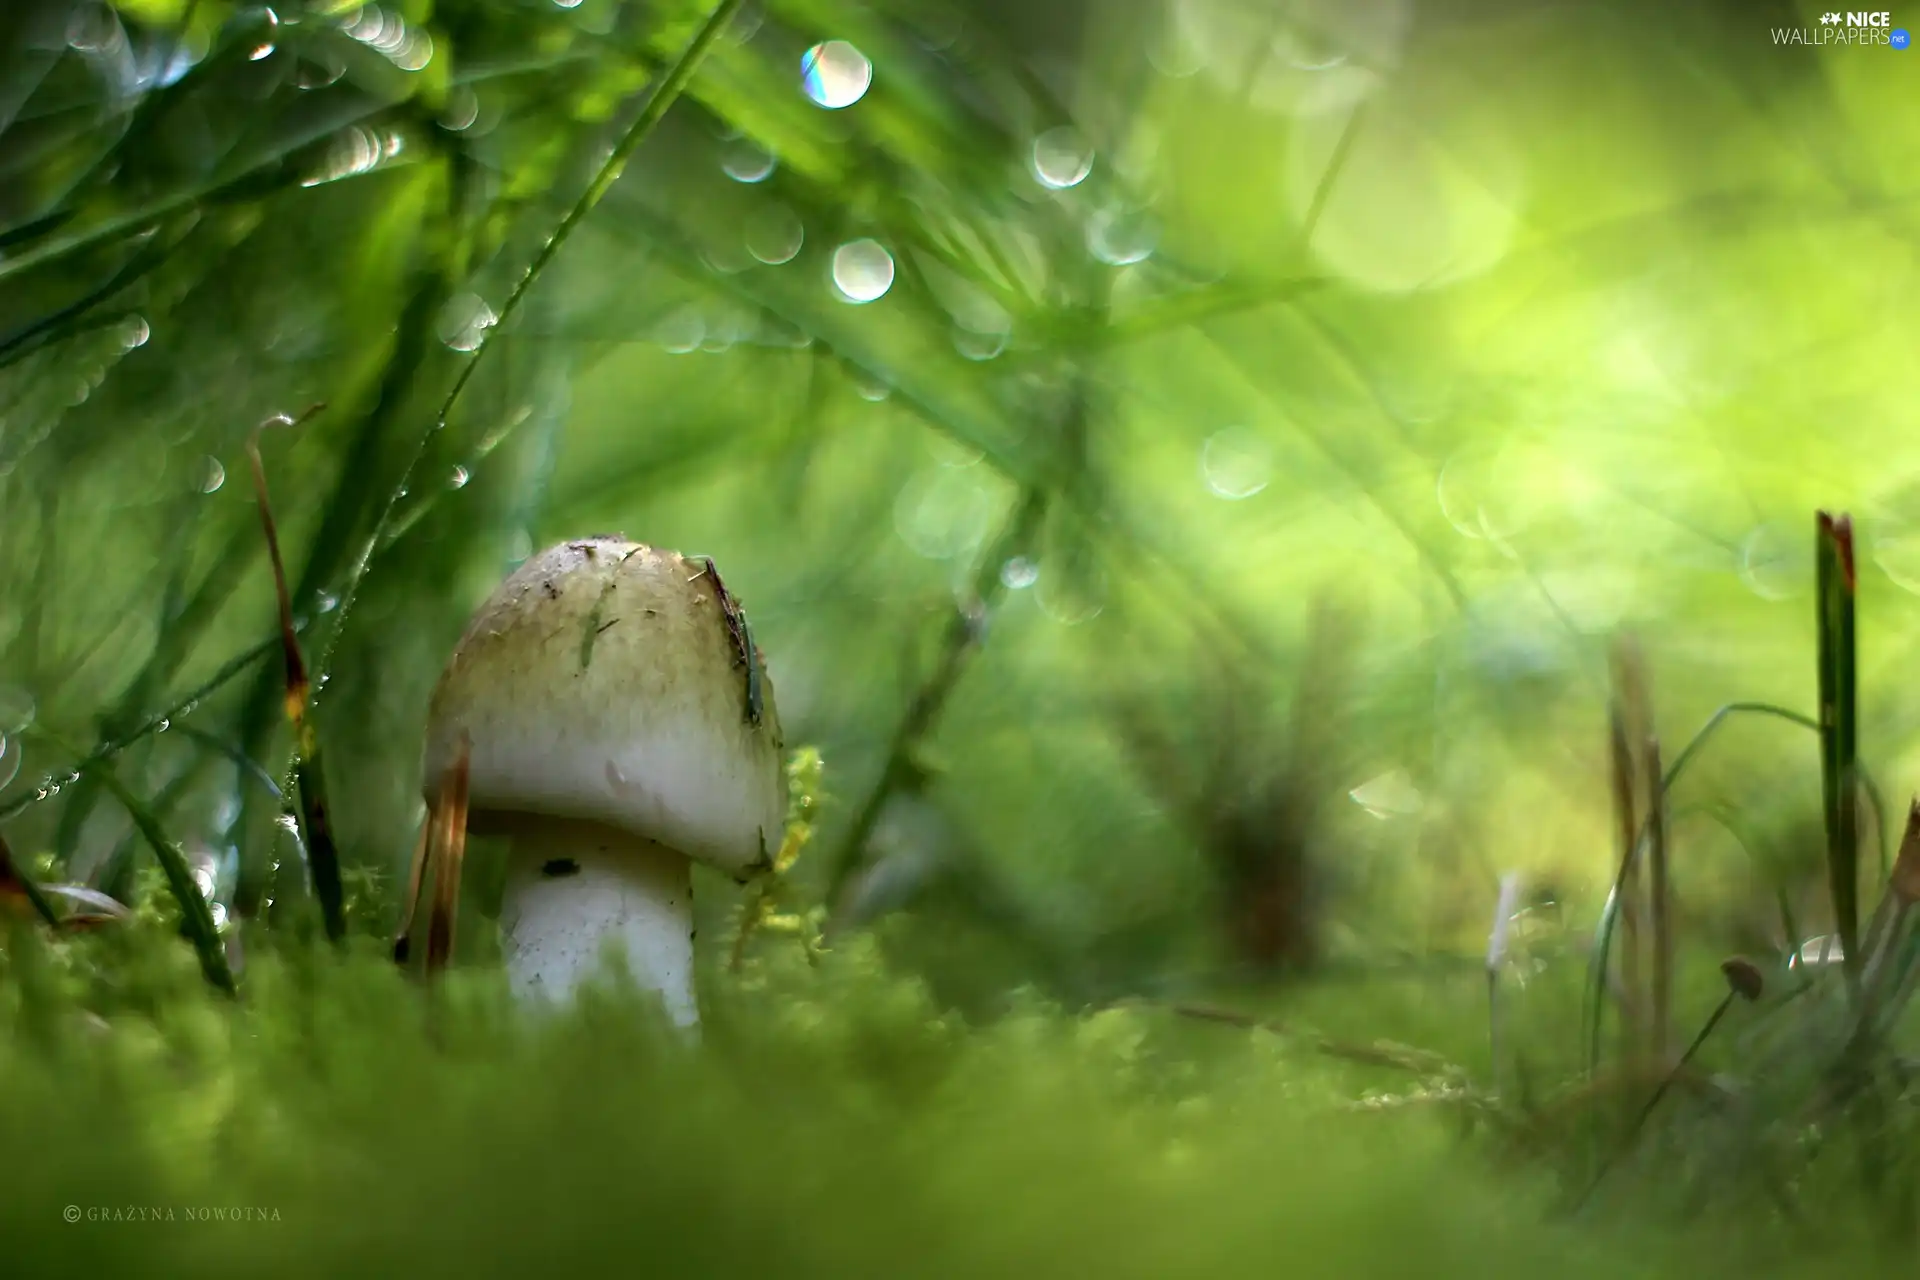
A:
[422,538,787,879]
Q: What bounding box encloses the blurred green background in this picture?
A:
[2,1,1920,1267]
[4,0,1919,986]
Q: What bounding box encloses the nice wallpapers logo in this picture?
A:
[1773,11,1912,46]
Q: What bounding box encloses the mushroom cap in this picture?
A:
[422,538,786,879]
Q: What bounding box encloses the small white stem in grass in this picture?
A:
[497,817,697,1027]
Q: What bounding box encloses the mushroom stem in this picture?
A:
[497,817,696,1026]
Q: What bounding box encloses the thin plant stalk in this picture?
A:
[1816,511,1861,994]
[248,408,347,943]
[1584,700,1820,1078]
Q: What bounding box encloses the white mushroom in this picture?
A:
[421,537,785,1026]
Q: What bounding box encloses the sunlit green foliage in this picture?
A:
[5,0,1920,1267]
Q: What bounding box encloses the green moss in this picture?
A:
[0,923,1890,1278]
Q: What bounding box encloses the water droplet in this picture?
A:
[507,529,534,564]
[439,86,480,130]
[1088,206,1159,265]
[653,308,706,354]
[953,326,1006,361]
[1276,24,1350,72]
[119,315,150,349]
[833,238,898,305]
[721,138,777,183]
[745,204,804,265]
[0,735,17,793]
[832,239,894,303]
[1036,561,1105,625]
[438,292,497,352]
[209,901,230,929]
[0,686,36,737]
[1349,769,1423,819]
[1739,521,1808,602]
[249,41,275,60]
[317,592,339,614]
[200,456,226,494]
[893,470,996,561]
[156,718,170,733]
[849,369,891,402]
[1146,18,1202,77]
[1790,935,1844,971]
[448,465,471,489]
[1000,557,1039,590]
[1869,512,1920,595]
[66,3,121,53]
[1031,126,1094,189]
[801,40,872,109]
[297,47,348,89]
[1200,428,1272,499]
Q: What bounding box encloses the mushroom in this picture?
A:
[421,537,785,1026]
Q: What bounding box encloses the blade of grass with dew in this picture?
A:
[231,182,464,919]
[24,726,233,994]
[0,630,287,824]
[247,406,346,944]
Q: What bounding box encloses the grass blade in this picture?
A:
[27,728,234,995]
[1816,511,1861,991]
[1584,700,1820,1078]
[248,408,346,945]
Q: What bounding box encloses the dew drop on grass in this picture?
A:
[1000,557,1039,590]
[200,456,226,494]
[832,240,894,303]
[849,369,891,402]
[953,326,1006,361]
[1088,206,1159,265]
[1036,563,1105,625]
[448,465,470,489]
[439,86,480,130]
[745,205,804,265]
[721,138,777,183]
[0,736,17,793]
[1200,427,1272,499]
[1868,513,1920,595]
[1031,126,1094,189]
[438,293,496,352]
[654,308,706,354]
[801,40,872,109]
[297,47,347,89]
[119,315,150,349]
[894,470,996,561]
